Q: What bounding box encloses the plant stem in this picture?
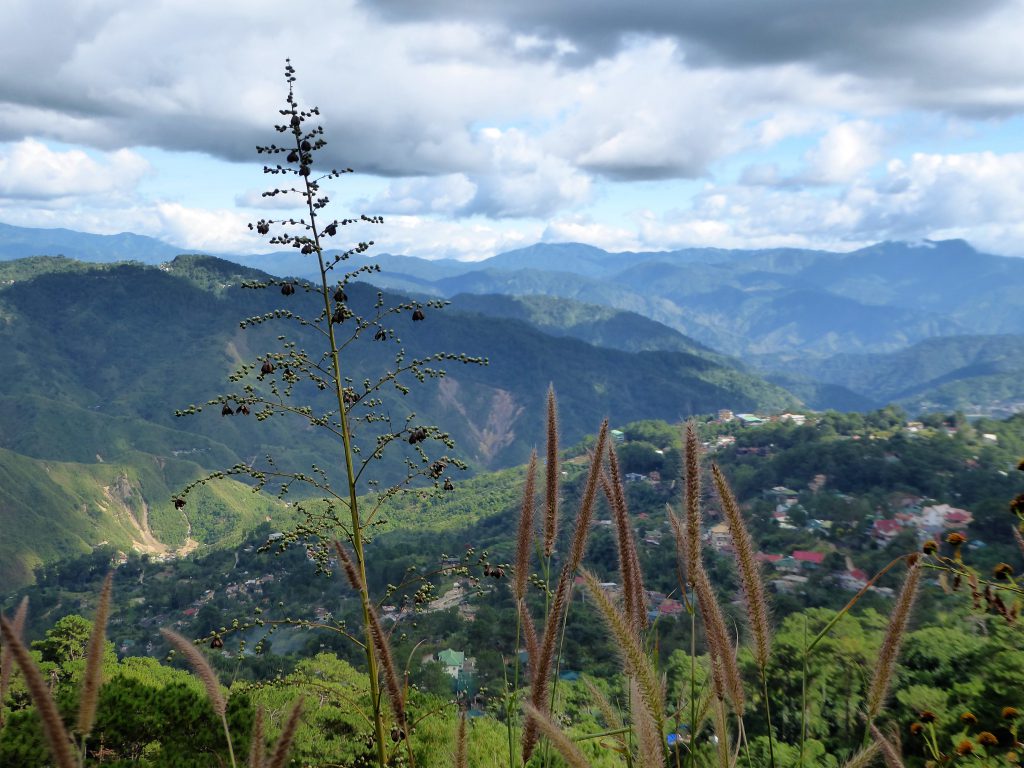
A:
[221,712,238,768]
[760,670,776,768]
[301,146,388,767]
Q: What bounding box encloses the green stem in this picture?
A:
[799,616,808,766]
[221,712,238,768]
[299,137,388,768]
[688,605,696,768]
[760,670,776,768]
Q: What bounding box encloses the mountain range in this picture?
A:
[0,251,794,586]
[4,222,1024,584]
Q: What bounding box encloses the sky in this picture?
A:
[3,0,1024,260]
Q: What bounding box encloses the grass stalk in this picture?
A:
[161,627,236,768]
[864,556,921,737]
[0,596,28,730]
[0,614,77,768]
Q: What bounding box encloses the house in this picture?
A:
[736,413,765,427]
[708,523,732,551]
[658,599,684,616]
[919,503,973,531]
[839,568,869,591]
[755,553,783,566]
[779,413,807,426]
[872,519,902,541]
[806,519,833,534]
[718,409,735,422]
[791,550,826,568]
[610,429,625,443]
[437,649,466,678]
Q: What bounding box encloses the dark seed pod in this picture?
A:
[301,140,311,151]
[281,282,295,296]
[333,286,347,302]
[238,405,250,415]
[287,150,298,163]
[210,635,224,649]
[408,427,427,445]
[173,498,186,509]
[324,223,337,237]
[374,328,387,341]
[221,404,234,416]
[299,165,310,177]
[261,361,275,375]
[290,115,300,127]
[444,478,454,491]
[412,308,425,321]
[332,306,345,324]
[430,460,446,478]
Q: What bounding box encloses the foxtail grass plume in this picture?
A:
[0,614,77,768]
[77,571,113,739]
[514,450,537,602]
[161,628,227,716]
[583,677,626,753]
[543,386,560,559]
[1014,525,1024,560]
[580,570,664,734]
[866,556,921,723]
[870,724,907,768]
[841,743,881,768]
[249,705,265,768]
[522,702,592,768]
[0,595,28,727]
[334,542,407,733]
[267,697,304,768]
[603,442,646,630]
[523,422,608,762]
[629,677,664,768]
[689,547,745,714]
[712,463,772,671]
[684,422,703,584]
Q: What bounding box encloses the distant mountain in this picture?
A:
[447,292,725,359]
[332,239,1023,358]
[755,334,1024,415]
[0,253,801,582]
[0,221,186,263]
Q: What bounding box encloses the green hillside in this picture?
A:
[0,446,285,588]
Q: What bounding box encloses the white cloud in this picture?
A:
[800,121,885,184]
[0,139,150,200]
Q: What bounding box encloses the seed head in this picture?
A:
[1003,706,1020,720]
[919,710,936,723]
[961,712,978,725]
[995,563,1015,580]
[922,540,938,555]
[979,731,999,747]
[946,531,967,546]
[957,739,974,755]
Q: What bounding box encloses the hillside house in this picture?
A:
[871,519,902,542]
[437,649,466,678]
[708,523,732,551]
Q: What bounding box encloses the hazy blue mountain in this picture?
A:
[0,256,795,475]
[0,221,185,263]
[447,293,725,358]
[321,238,1019,357]
[754,335,1024,414]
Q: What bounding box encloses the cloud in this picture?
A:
[361,0,1023,114]
[799,121,886,184]
[0,139,150,201]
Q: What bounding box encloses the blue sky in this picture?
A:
[2,1,1024,260]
